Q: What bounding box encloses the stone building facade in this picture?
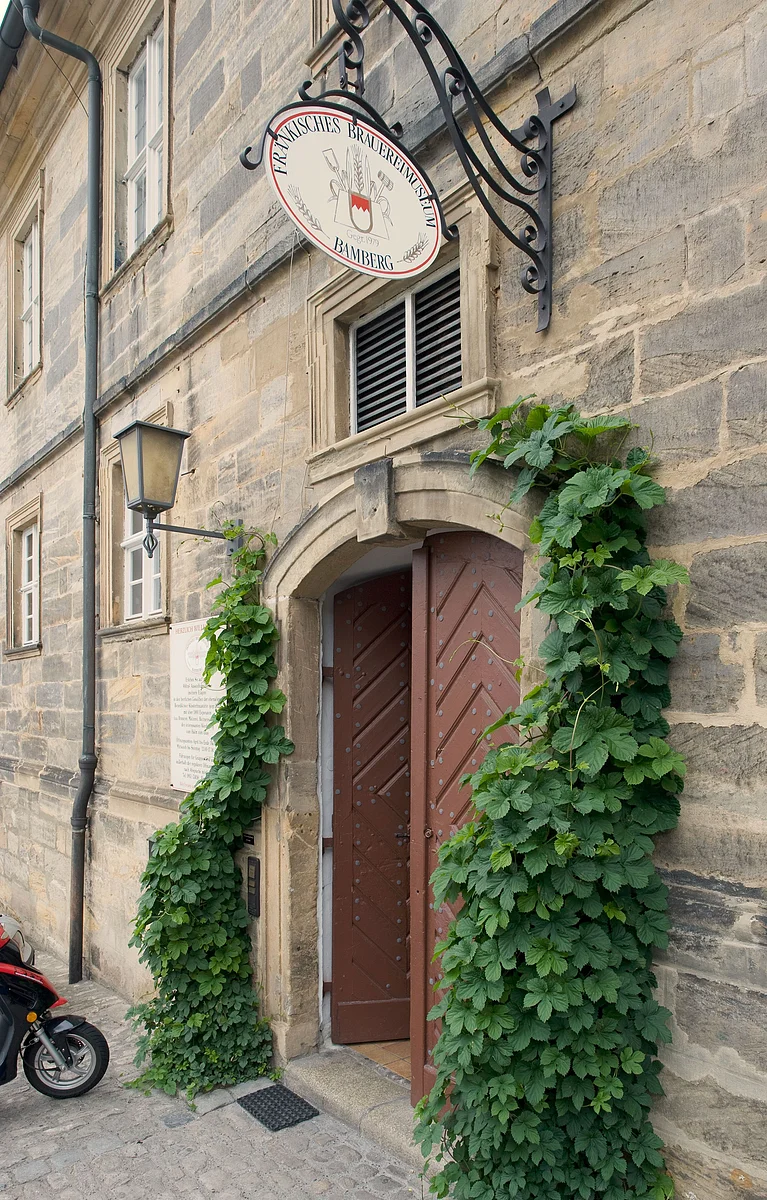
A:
[0,0,766,1193]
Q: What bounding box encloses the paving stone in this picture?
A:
[0,955,419,1200]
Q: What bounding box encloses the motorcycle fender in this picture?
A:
[44,1014,87,1037]
[43,1013,87,1054]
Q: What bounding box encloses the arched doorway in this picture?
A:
[328,531,523,1101]
[258,458,533,1087]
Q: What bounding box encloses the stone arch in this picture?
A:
[256,455,534,1062]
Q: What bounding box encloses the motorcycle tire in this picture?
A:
[22,1022,110,1098]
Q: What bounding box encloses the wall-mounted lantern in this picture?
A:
[115,420,235,558]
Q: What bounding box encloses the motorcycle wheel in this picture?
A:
[22,1022,110,1098]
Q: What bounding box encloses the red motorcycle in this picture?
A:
[0,914,109,1098]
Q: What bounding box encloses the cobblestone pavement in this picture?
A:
[0,957,422,1200]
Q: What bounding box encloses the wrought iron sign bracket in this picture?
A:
[241,0,576,331]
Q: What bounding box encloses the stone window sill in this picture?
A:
[5,363,42,409]
[98,615,170,641]
[101,214,173,300]
[306,376,500,487]
[4,641,42,659]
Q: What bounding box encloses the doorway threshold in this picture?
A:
[283,1047,422,1171]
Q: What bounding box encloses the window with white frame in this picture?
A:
[11,211,41,386]
[351,267,462,434]
[19,522,39,646]
[20,219,40,377]
[5,499,42,653]
[126,21,164,256]
[121,505,162,620]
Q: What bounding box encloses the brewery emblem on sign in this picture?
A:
[266,106,442,279]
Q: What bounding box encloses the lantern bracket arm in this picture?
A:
[142,516,241,558]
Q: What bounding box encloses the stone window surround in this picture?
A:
[306,181,500,490]
[98,401,172,635]
[4,492,43,659]
[100,0,174,287]
[4,170,45,405]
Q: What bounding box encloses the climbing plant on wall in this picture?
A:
[128,530,293,1098]
[414,401,686,1200]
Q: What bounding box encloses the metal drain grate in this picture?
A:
[237,1084,319,1131]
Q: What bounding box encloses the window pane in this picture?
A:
[23,318,33,376]
[130,546,143,584]
[133,62,147,156]
[156,144,163,223]
[151,544,162,613]
[130,508,143,536]
[133,170,147,247]
[130,579,143,617]
[155,32,164,129]
[23,236,33,307]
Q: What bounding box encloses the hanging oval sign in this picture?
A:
[266,106,442,279]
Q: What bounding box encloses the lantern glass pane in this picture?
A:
[120,427,141,506]
[140,424,184,510]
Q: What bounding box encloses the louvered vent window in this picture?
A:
[352,268,462,434]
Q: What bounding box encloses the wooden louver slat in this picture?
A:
[355,301,407,432]
[415,269,462,407]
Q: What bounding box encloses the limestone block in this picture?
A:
[354,459,417,544]
[687,544,767,627]
[240,49,261,110]
[674,971,767,1075]
[663,874,766,991]
[586,228,687,310]
[189,60,226,134]
[746,1,767,96]
[669,723,767,813]
[756,634,767,705]
[631,381,723,464]
[575,335,635,413]
[687,205,746,292]
[693,46,745,123]
[640,279,767,392]
[175,0,212,78]
[656,1075,767,1173]
[651,456,767,544]
[601,93,767,254]
[58,181,87,241]
[727,362,767,447]
[669,634,745,713]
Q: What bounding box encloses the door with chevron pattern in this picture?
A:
[409,532,523,1102]
[331,570,413,1044]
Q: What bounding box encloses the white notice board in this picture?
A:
[169,619,225,792]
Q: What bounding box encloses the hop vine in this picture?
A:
[415,400,686,1200]
[128,530,293,1098]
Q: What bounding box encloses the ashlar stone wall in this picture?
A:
[0,0,765,1194]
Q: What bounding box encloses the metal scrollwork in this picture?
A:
[241,0,575,330]
[330,0,576,330]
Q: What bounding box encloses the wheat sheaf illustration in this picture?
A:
[401,232,429,263]
[287,186,323,233]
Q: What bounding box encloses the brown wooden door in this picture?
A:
[410,532,523,1102]
[331,570,412,1044]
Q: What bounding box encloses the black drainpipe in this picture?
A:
[21,2,101,985]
